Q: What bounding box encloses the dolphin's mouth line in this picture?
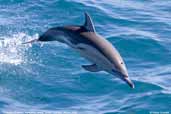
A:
[123,77,135,89]
[111,69,134,88]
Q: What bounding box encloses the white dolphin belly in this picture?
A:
[61,37,113,71]
[75,44,113,71]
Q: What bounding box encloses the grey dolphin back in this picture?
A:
[84,12,96,32]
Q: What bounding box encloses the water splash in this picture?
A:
[0,33,38,65]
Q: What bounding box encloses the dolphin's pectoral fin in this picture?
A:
[84,12,96,32]
[82,64,100,72]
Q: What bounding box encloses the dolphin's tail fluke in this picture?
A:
[123,77,135,89]
[22,39,38,44]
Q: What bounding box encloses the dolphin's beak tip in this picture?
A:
[123,77,135,89]
[130,83,135,89]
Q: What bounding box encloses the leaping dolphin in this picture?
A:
[24,13,134,88]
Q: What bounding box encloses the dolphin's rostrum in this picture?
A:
[25,12,134,88]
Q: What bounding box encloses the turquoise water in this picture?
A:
[0,0,171,114]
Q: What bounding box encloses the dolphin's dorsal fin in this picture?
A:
[84,12,95,32]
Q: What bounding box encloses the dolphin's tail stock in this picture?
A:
[22,38,38,44]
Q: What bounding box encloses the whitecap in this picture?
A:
[0,33,38,65]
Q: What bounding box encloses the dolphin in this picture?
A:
[24,13,134,88]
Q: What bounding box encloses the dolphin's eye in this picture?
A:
[121,62,123,64]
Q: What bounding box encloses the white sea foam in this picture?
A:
[0,33,38,65]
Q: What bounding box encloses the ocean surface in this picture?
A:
[0,0,171,114]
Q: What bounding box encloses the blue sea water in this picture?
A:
[0,0,171,114]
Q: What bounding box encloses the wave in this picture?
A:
[0,33,38,65]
